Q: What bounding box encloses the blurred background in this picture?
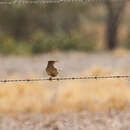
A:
[0,0,130,115]
[0,0,130,55]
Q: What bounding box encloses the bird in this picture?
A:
[46,60,59,80]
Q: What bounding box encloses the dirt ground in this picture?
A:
[0,51,130,77]
[0,51,130,130]
[1,110,130,130]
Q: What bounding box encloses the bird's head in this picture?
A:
[48,60,58,65]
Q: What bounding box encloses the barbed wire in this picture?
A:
[0,75,130,83]
[0,0,125,5]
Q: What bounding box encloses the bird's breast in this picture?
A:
[46,66,58,77]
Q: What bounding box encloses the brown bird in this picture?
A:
[46,60,58,80]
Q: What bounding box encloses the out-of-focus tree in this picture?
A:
[105,0,127,50]
[0,3,89,40]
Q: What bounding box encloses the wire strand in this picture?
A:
[0,0,124,5]
[0,75,130,83]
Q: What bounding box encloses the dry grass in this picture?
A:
[0,52,130,129]
[0,67,129,114]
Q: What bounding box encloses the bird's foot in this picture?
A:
[49,77,52,81]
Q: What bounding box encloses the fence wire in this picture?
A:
[0,75,130,83]
[0,0,125,5]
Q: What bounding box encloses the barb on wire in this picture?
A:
[0,75,130,83]
[0,0,124,5]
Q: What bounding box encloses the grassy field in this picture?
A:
[0,51,130,114]
[0,51,130,129]
[1,73,130,114]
